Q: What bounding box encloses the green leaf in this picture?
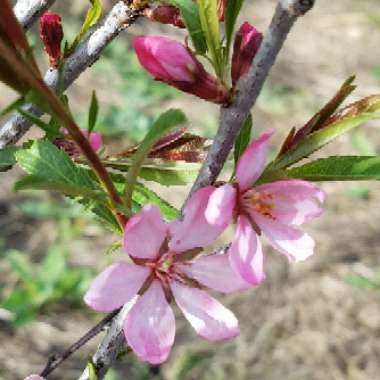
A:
[234,113,252,165]
[0,96,25,117]
[286,156,380,181]
[169,0,207,54]
[38,246,66,288]
[14,140,101,198]
[344,273,380,289]
[133,183,179,221]
[351,130,376,155]
[225,0,244,55]
[272,111,379,169]
[0,145,19,171]
[87,360,99,380]
[88,90,99,133]
[198,0,222,76]
[124,109,187,206]
[18,108,55,134]
[67,0,102,54]
[6,250,34,283]
[273,94,380,169]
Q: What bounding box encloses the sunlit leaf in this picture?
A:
[88,90,99,133]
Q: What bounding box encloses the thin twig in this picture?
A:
[186,0,316,201]
[76,1,316,378]
[40,309,120,378]
[14,0,56,29]
[0,1,141,149]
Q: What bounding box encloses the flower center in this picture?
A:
[241,189,276,220]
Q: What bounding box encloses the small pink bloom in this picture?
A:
[39,11,63,67]
[133,36,229,104]
[24,376,45,380]
[144,6,185,28]
[206,132,325,285]
[54,128,103,156]
[85,190,249,364]
[231,22,263,85]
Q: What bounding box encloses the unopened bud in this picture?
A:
[144,6,185,28]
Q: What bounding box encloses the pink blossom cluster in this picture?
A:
[84,132,324,364]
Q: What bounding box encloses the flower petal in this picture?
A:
[169,187,227,253]
[125,280,175,364]
[172,282,239,341]
[177,252,250,293]
[25,376,45,380]
[236,131,273,191]
[124,204,168,259]
[255,180,325,225]
[205,184,237,226]
[84,263,149,312]
[255,214,315,262]
[228,215,265,286]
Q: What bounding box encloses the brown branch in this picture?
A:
[0,1,141,148]
[40,309,121,378]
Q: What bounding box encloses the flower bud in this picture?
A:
[231,22,263,85]
[54,128,103,156]
[39,11,63,67]
[143,6,185,28]
[133,36,229,104]
[218,0,227,22]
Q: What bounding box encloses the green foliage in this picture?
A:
[14,140,104,199]
[198,0,222,76]
[88,90,99,133]
[68,0,102,53]
[286,156,380,181]
[1,247,94,327]
[225,0,244,55]
[0,146,19,171]
[170,0,207,54]
[351,130,377,155]
[124,109,187,206]
[234,113,252,165]
[345,271,380,290]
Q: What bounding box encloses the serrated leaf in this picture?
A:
[169,0,207,54]
[133,183,179,221]
[198,0,222,75]
[286,156,380,181]
[124,109,187,205]
[272,108,380,169]
[14,140,101,198]
[88,90,99,133]
[234,113,252,164]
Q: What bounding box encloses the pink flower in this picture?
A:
[54,128,103,156]
[85,189,249,364]
[231,22,263,85]
[133,36,229,104]
[39,11,64,67]
[205,132,325,286]
[24,376,44,380]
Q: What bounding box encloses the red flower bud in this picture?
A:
[39,11,63,67]
[134,36,229,104]
[218,0,227,22]
[231,22,263,85]
[143,6,185,28]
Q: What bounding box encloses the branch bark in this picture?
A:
[14,0,56,29]
[77,1,316,378]
[187,0,315,198]
[0,1,141,149]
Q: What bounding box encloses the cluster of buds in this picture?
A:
[136,2,263,103]
[39,11,63,67]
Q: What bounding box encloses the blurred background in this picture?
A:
[1,0,380,379]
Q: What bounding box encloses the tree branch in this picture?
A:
[187,0,316,198]
[40,309,121,378]
[0,1,141,149]
[14,0,56,29]
[75,1,316,378]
